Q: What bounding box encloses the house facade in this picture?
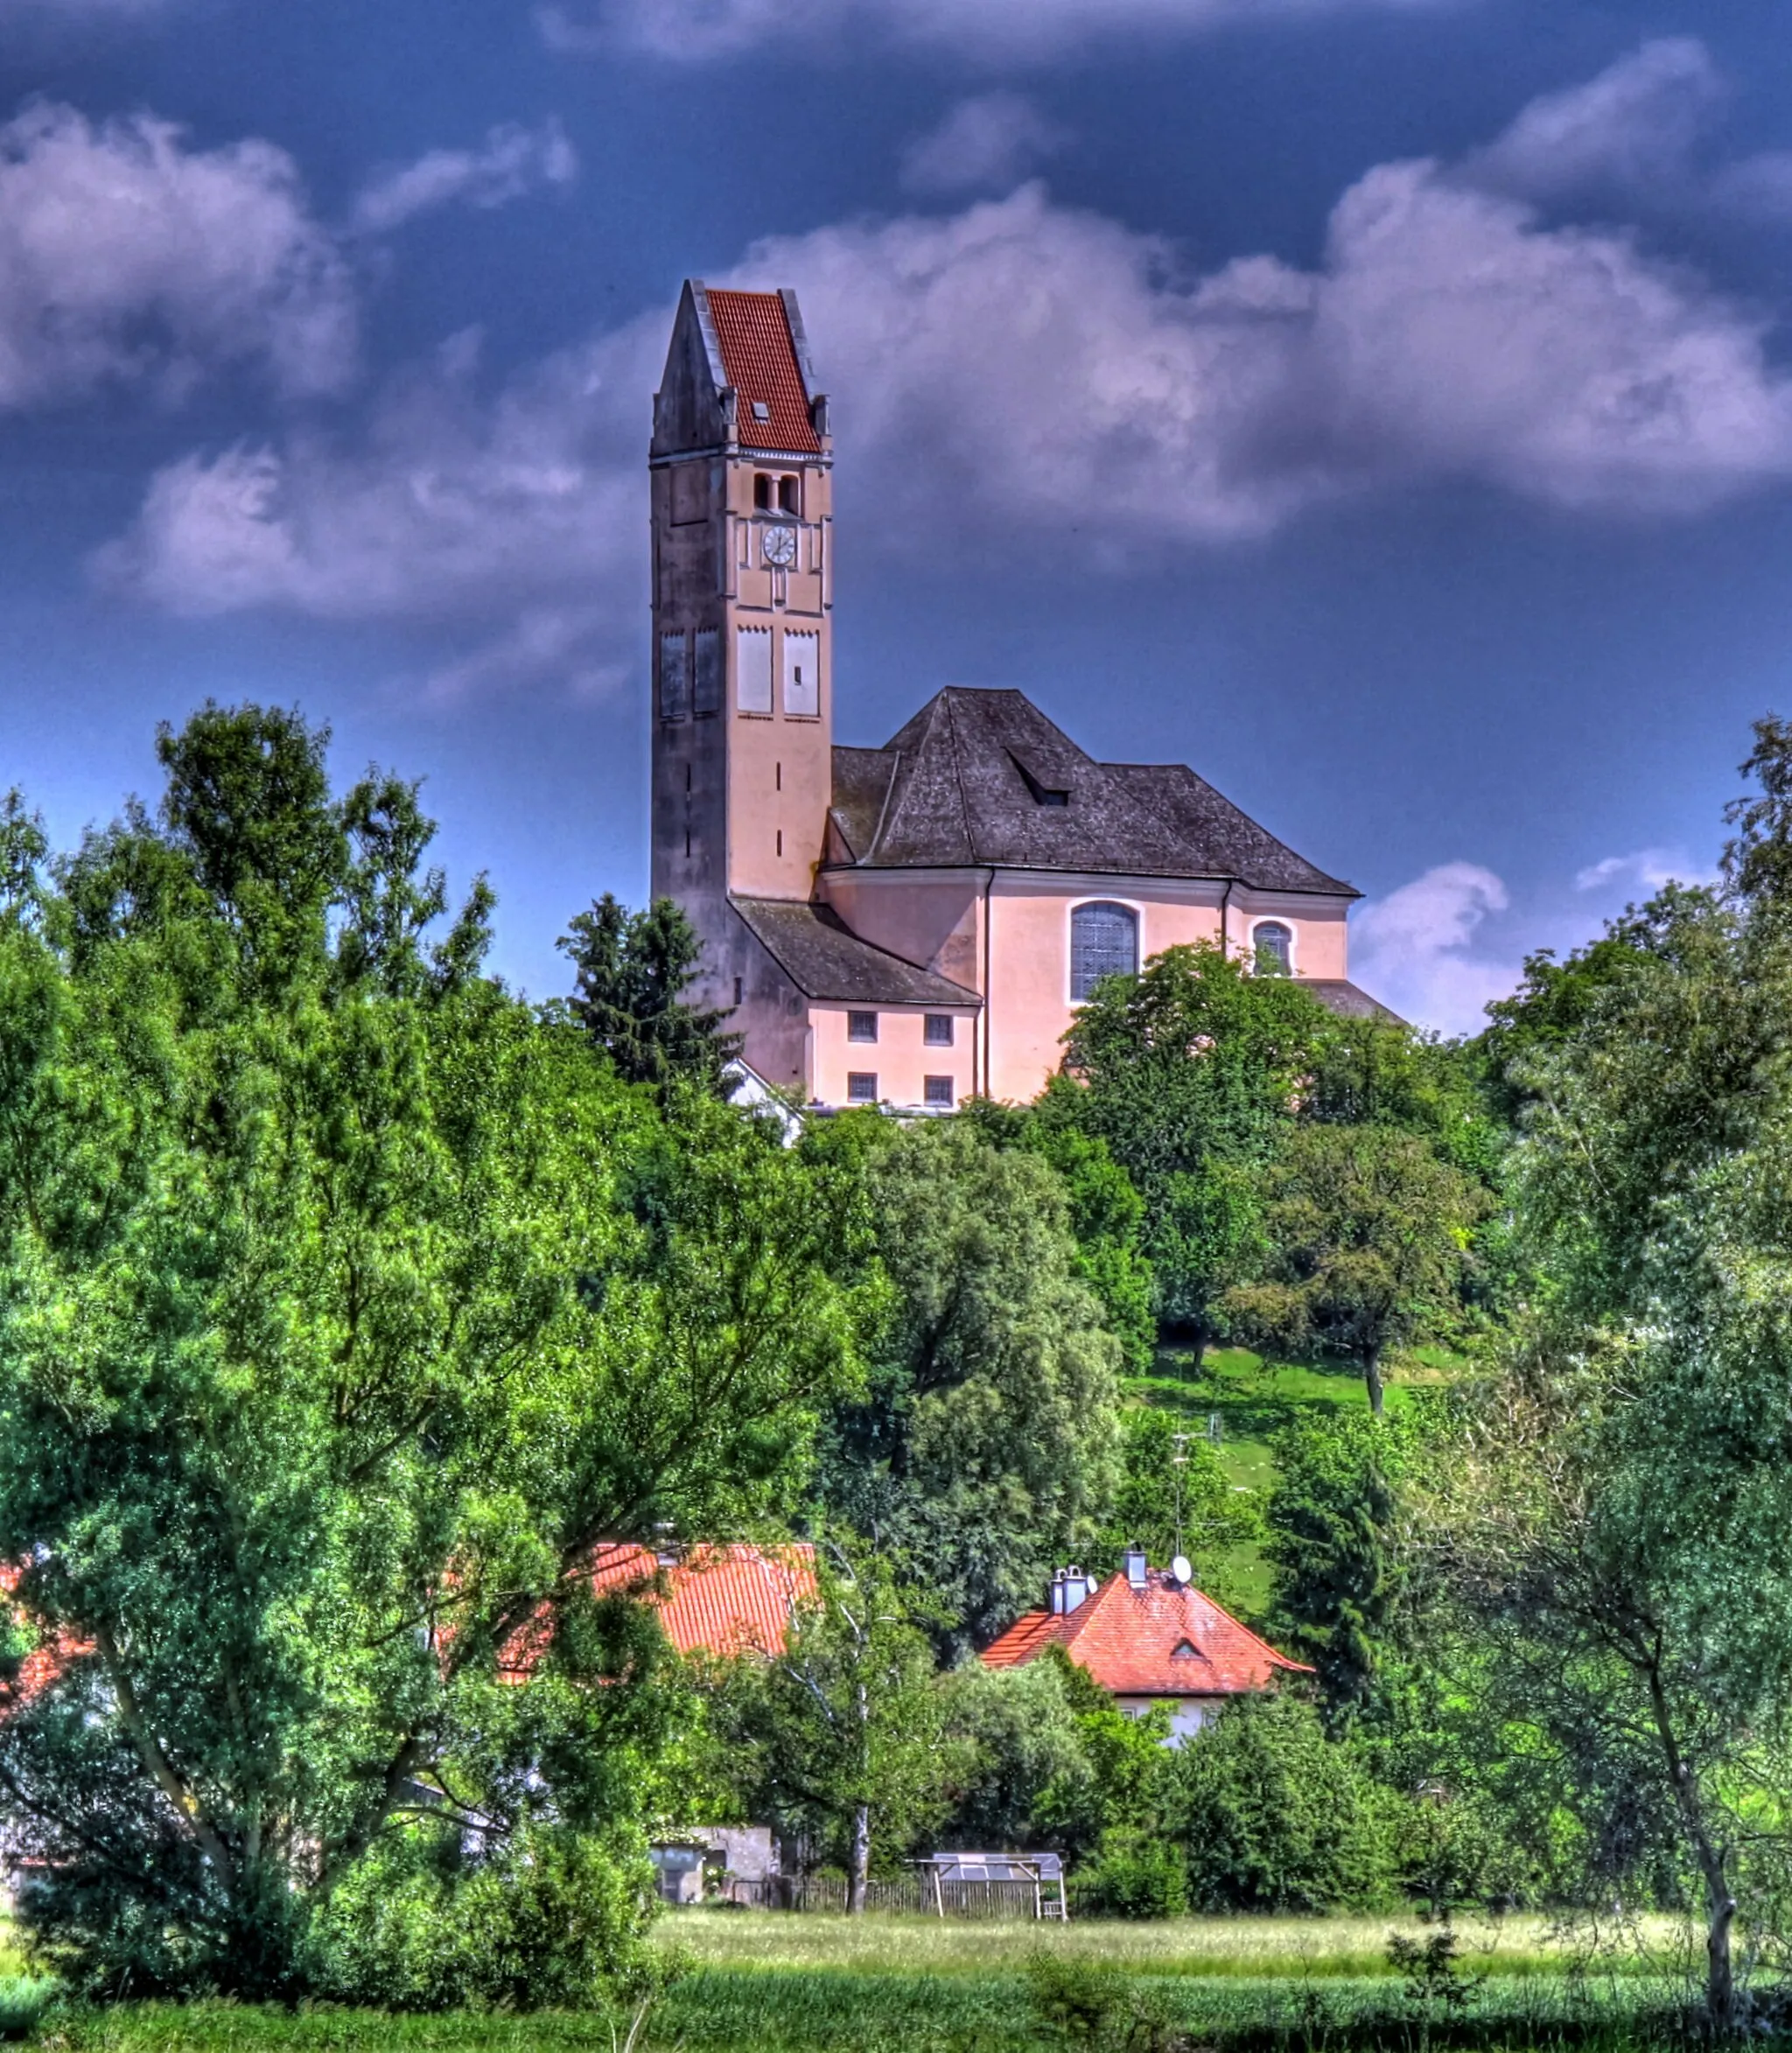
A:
[981,1551,1310,1745]
[649,280,1390,1112]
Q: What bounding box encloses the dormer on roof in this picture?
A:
[653,279,830,459]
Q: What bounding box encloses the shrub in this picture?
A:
[1166,1692,1396,1912]
[1074,1832,1189,1920]
[310,1823,663,2012]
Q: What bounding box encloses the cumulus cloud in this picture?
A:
[351,120,578,236]
[539,0,1452,63]
[1350,863,1515,1033]
[101,53,1792,692]
[0,102,354,410]
[900,94,1068,196]
[1573,846,1714,895]
[1466,39,1724,203]
[1352,847,1718,1035]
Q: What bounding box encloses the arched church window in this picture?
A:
[778,475,800,515]
[753,473,773,511]
[1254,921,1292,975]
[1070,902,1138,1002]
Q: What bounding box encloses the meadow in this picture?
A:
[7,1911,1711,2053]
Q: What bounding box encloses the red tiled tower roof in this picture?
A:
[982,1569,1310,1699]
[706,289,822,454]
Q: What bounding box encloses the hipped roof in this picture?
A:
[829,688,1355,897]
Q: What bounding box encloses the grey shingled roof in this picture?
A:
[828,689,1355,896]
[1299,979,1405,1025]
[733,898,981,1007]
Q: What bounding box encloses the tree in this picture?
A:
[811,1117,1123,1653]
[1225,1125,1486,1413]
[1267,1412,1412,1727]
[561,893,741,1093]
[1053,942,1336,1357]
[0,705,869,2001]
[1165,1692,1396,1912]
[1433,720,1792,2031]
[709,1547,961,1912]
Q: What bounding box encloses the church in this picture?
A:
[648,281,1389,1112]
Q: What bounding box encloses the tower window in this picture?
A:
[659,631,690,721]
[1070,902,1139,1002]
[1254,921,1293,976]
[684,828,691,858]
[924,1076,954,1109]
[776,761,781,791]
[782,630,819,718]
[925,1014,955,1048]
[847,1072,878,1104]
[779,475,799,515]
[733,977,743,1006]
[776,830,783,857]
[693,628,720,716]
[753,473,773,510]
[737,626,773,713]
[847,1011,878,1044]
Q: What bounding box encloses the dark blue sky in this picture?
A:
[2,0,1788,1028]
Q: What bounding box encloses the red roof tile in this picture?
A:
[706,290,821,454]
[499,1544,817,1678]
[981,1570,1310,1699]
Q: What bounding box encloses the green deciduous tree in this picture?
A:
[707,1546,962,1912]
[1225,1125,1487,1414]
[811,1117,1123,1653]
[0,705,867,2002]
[1093,1408,1259,1606]
[560,893,742,1093]
[1054,942,1336,1356]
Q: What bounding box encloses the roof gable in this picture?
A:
[830,688,1354,895]
[981,1568,1311,1698]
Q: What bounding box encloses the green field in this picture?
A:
[14,1913,1708,2053]
[1129,1343,1454,1616]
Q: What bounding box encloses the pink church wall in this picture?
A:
[808,1003,977,1111]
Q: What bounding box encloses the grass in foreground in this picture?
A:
[18,1914,1714,2053]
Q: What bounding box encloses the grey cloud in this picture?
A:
[102,71,1792,692]
[0,102,355,410]
[900,95,1068,196]
[351,120,578,236]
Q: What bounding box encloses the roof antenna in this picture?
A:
[1172,1430,1190,1573]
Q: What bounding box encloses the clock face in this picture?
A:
[760,523,798,569]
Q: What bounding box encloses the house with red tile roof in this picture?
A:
[981,1550,1310,1745]
[499,1542,817,1679]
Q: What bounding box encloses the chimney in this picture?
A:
[1124,1545,1149,1591]
[1051,1566,1093,1615]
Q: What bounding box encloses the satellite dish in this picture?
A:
[1171,1554,1193,1587]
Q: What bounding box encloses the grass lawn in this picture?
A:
[1129,1344,1465,1618]
[17,1914,1703,2053]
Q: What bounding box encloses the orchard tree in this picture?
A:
[1054,943,1335,1357]
[1225,1125,1486,1413]
[0,705,870,2002]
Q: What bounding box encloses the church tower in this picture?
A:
[649,281,833,1004]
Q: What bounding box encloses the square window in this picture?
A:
[751,400,771,422]
[924,1014,955,1048]
[847,1072,878,1104]
[924,1076,954,1109]
[847,1011,878,1044]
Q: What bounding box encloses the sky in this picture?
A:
[1,0,1788,1034]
